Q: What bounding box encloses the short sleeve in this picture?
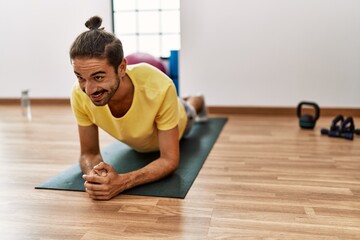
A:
[70,84,94,126]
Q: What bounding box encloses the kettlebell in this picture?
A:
[297,101,320,129]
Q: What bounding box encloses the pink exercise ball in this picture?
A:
[125,52,167,74]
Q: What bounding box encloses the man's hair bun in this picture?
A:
[85,16,103,30]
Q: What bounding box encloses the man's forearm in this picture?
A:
[122,156,179,191]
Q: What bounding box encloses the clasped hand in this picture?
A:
[82,162,125,200]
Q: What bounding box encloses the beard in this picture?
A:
[89,76,120,106]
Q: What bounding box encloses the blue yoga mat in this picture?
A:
[35,118,227,198]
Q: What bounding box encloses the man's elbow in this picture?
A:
[172,161,180,173]
[168,157,180,174]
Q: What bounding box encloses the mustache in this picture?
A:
[82,89,107,95]
[91,90,107,96]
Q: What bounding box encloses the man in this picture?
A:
[69,16,207,200]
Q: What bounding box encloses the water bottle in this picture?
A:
[21,90,32,121]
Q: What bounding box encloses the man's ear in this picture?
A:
[117,58,127,77]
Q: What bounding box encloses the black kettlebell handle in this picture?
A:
[297,101,320,121]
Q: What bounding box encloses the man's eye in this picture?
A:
[94,76,104,81]
[77,76,84,81]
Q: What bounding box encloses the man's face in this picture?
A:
[72,58,121,106]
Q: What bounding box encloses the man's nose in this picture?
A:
[84,80,96,94]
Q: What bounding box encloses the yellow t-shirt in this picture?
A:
[70,63,187,152]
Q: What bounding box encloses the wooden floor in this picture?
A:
[1,104,359,240]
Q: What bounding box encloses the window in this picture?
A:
[112,0,180,58]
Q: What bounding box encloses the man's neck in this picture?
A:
[108,74,134,118]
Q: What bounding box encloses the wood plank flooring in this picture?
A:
[0,104,359,239]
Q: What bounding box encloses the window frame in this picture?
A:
[111,0,180,58]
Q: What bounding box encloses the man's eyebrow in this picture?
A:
[74,71,106,77]
[90,71,106,77]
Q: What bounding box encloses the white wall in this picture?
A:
[180,0,360,107]
[1,0,359,108]
[0,0,112,99]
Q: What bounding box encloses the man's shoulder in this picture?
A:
[127,62,165,79]
[71,82,83,97]
[71,82,89,105]
[127,63,173,91]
